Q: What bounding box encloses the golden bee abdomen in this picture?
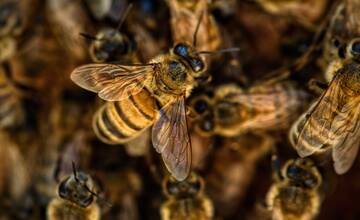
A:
[93,89,156,144]
[0,75,23,128]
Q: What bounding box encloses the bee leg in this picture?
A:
[271,151,283,181]
[307,79,328,95]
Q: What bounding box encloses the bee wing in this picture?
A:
[295,75,358,157]
[152,97,191,181]
[70,63,157,101]
[332,104,360,174]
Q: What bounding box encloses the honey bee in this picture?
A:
[255,0,328,29]
[47,163,100,220]
[289,37,360,174]
[82,4,137,63]
[266,157,322,220]
[166,0,221,53]
[71,27,210,180]
[46,0,91,62]
[161,173,213,220]
[0,64,24,129]
[206,133,273,217]
[189,81,310,138]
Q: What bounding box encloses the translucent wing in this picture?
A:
[332,104,360,174]
[295,74,357,157]
[70,63,157,101]
[152,97,191,181]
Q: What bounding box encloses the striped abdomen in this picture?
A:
[93,89,157,144]
[0,68,24,128]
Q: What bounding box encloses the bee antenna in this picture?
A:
[84,184,113,207]
[196,47,241,55]
[79,32,101,41]
[193,11,204,48]
[116,3,133,31]
[72,161,79,182]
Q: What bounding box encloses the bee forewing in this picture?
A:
[152,97,191,181]
[295,76,343,157]
[332,105,360,174]
[70,63,155,101]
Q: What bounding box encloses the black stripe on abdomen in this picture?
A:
[100,109,129,139]
[114,101,143,131]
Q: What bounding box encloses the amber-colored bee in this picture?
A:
[0,65,24,128]
[189,81,310,137]
[255,0,328,29]
[46,0,91,62]
[47,163,100,220]
[290,37,360,174]
[166,0,221,53]
[71,28,211,180]
[266,157,322,220]
[161,173,213,220]
[206,133,273,217]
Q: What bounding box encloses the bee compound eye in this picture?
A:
[351,40,360,55]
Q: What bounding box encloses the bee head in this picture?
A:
[189,94,216,136]
[173,43,205,75]
[90,29,134,62]
[284,159,321,189]
[163,173,203,199]
[58,171,95,208]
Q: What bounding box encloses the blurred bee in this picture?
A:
[161,173,213,220]
[166,0,221,53]
[0,36,16,62]
[266,157,322,220]
[47,163,100,220]
[0,0,25,37]
[0,132,30,206]
[289,37,360,174]
[81,4,137,63]
[206,133,273,217]
[189,81,310,138]
[83,0,112,20]
[71,19,213,180]
[0,65,24,129]
[254,0,328,29]
[46,0,91,62]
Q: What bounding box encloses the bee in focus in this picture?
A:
[70,13,217,180]
[289,37,360,174]
[254,0,328,29]
[47,163,100,220]
[266,157,322,220]
[0,65,24,128]
[189,81,310,138]
[206,133,273,217]
[161,173,213,220]
[166,0,221,53]
[45,0,91,61]
[82,4,137,63]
